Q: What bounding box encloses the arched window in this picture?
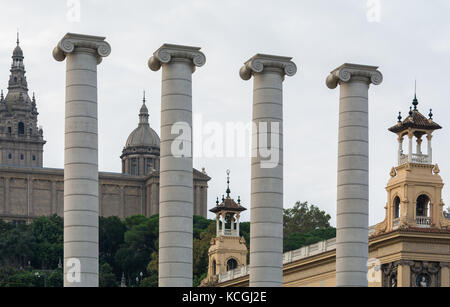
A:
[226,258,238,271]
[212,260,217,276]
[416,195,431,217]
[394,197,401,219]
[18,122,25,135]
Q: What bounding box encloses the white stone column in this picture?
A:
[398,136,403,165]
[408,132,413,162]
[427,133,433,163]
[148,44,205,287]
[53,33,111,287]
[326,63,383,287]
[240,54,297,287]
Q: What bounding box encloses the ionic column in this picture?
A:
[326,63,383,287]
[408,132,413,162]
[148,44,206,287]
[427,133,433,163]
[398,136,403,165]
[53,33,111,287]
[240,54,297,287]
[416,137,422,155]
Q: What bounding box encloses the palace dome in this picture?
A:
[125,124,160,149]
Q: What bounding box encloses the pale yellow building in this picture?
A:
[210,96,450,287]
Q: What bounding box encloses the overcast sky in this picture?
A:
[1,0,450,225]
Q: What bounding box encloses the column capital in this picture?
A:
[148,43,206,72]
[53,33,111,64]
[240,53,297,81]
[326,63,383,89]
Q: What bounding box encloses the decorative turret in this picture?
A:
[202,170,248,286]
[210,170,246,237]
[389,94,441,166]
[373,93,450,236]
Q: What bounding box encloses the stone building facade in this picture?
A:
[0,38,210,223]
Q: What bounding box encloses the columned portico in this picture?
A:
[148,44,206,287]
[53,33,111,287]
[326,63,383,287]
[240,54,297,287]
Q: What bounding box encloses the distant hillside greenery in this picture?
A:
[0,201,334,287]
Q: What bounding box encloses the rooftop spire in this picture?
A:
[226,169,231,198]
[139,91,149,125]
[412,80,419,110]
[16,30,19,46]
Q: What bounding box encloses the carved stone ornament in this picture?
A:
[326,63,383,89]
[53,33,111,64]
[148,43,206,73]
[239,54,297,81]
[410,261,441,287]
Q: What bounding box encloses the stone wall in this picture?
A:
[0,166,209,222]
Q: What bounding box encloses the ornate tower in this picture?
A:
[121,92,160,176]
[0,35,45,167]
[375,94,450,234]
[203,170,248,285]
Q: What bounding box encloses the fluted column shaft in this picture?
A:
[149,44,205,287]
[326,63,383,287]
[53,33,111,287]
[240,54,297,287]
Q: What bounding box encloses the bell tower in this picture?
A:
[375,94,450,234]
[202,170,248,285]
[0,34,45,167]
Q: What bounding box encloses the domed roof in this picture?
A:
[124,96,160,149]
[125,124,160,148]
[13,45,23,57]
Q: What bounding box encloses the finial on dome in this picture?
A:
[412,80,419,110]
[238,196,241,204]
[409,106,413,117]
[429,109,433,120]
[216,197,219,206]
[222,195,225,202]
[397,111,402,123]
[226,169,231,198]
[143,90,146,104]
[16,30,19,46]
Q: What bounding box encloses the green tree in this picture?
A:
[0,223,36,268]
[99,216,126,270]
[30,215,63,270]
[193,222,216,286]
[283,227,336,252]
[99,263,118,287]
[283,201,331,236]
[47,268,63,287]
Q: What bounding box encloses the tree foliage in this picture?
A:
[0,201,334,287]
